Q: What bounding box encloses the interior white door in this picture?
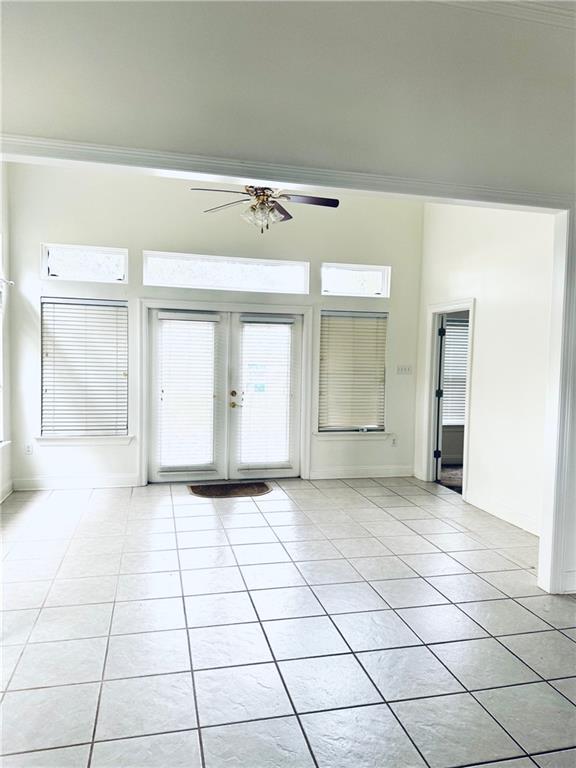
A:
[149,309,301,482]
[228,314,302,479]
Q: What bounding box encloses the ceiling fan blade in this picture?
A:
[203,199,251,214]
[278,194,339,208]
[273,202,293,222]
[191,188,247,195]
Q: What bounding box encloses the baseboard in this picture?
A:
[0,481,13,503]
[309,465,413,480]
[560,570,576,594]
[13,474,141,490]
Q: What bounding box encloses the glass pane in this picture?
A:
[158,319,216,468]
[44,245,127,283]
[239,323,292,465]
[144,251,309,295]
[321,263,391,297]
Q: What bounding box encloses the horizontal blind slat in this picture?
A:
[442,317,469,427]
[319,313,387,431]
[41,300,129,436]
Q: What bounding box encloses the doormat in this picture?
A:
[188,482,271,498]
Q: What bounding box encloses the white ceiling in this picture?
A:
[2,2,574,197]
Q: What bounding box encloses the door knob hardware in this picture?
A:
[230,402,243,408]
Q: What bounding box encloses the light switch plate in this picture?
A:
[396,365,413,375]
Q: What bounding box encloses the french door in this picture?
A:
[149,309,302,482]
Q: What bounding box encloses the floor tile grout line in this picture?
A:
[5,641,576,695]
[0,488,98,706]
[316,592,435,768]
[170,488,207,768]
[390,568,576,751]
[86,498,128,768]
[219,521,321,768]
[8,614,574,655]
[2,481,573,762]
[378,559,541,765]
[3,714,576,763]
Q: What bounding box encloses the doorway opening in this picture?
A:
[149,308,303,483]
[434,310,471,494]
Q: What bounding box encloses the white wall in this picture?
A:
[415,203,557,535]
[8,162,423,488]
[0,166,12,500]
[2,2,574,198]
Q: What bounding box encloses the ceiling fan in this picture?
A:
[190,185,340,234]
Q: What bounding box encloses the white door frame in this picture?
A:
[139,298,313,486]
[6,137,574,593]
[423,299,475,500]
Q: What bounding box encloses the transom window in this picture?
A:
[42,244,128,284]
[143,251,310,295]
[321,263,391,298]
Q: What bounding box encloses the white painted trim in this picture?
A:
[313,432,395,442]
[0,482,13,503]
[35,435,134,446]
[538,211,573,593]
[1,134,571,210]
[13,474,140,490]
[309,465,413,480]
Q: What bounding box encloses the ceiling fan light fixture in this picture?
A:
[241,201,282,233]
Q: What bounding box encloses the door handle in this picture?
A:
[229,402,243,408]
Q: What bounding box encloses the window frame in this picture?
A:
[41,244,129,284]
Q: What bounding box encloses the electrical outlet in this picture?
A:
[391,436,397,447]
[24,444,33,455]
[396,365,413,375]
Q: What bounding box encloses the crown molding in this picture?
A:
[1,134,571,211]
[448,1,576,30]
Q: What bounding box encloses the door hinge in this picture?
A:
[438,327,446,337]
[433,449,442,459]
[435,389,443,398]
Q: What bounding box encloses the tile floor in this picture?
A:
[1,477,575,768]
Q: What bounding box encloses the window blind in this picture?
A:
[156,316,219,470]
[442,316,469,426]
[238,320,293,466]
[41,299,128,436]
[319,312,387,432]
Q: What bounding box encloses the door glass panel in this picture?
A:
[157,318,217,469]
[238,322,293,466]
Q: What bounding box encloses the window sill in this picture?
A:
[35,435,134,446]
[313,432,393,441]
